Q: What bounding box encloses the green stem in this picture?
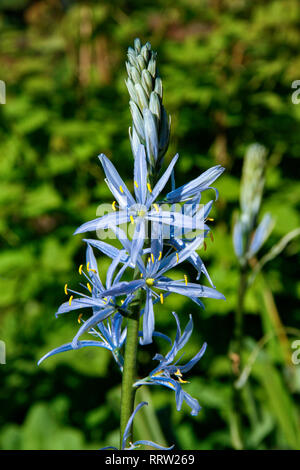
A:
[231,265,248,449]
[119,290,143,449]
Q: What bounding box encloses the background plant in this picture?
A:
[0,0,299,450]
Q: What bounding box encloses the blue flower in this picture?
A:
[166,165,225,203]
[96,231,225,345]
[45,243,136,350]
[74,147,207,267]
[135,313,207,416]
[101,401,174,450]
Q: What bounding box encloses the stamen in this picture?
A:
[175,368,182,377]
[151,253,154,263]
[158,251,162,261]
[178,376,189,384]
[78,313,83,324]
[145,278,155,287]
[153,203,159,213]
[147,183,152,193]
[207,217,214,222]
[153,370,163,377]
[140,273,143,278]
[184,274,188,286]
[79,264,83,275]
[87,282,92,293]
[69,295,73,306]
[119,185,124,194]
[176,252,179,263]
[120,299,124,305]
[210,232,214,242]
[64,283,68,295]
[87,262,90,271]
[89,268,97,273]
[134,181,139,188]
[160,293,164,304]
[112,200,117,211]
[204,241,207,251]
[130,215,134,224]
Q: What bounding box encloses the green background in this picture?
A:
[0,0,299,450]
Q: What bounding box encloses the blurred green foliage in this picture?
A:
[0,0,299,450]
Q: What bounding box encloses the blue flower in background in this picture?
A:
[135,312,207,416]
[101,401,174,450]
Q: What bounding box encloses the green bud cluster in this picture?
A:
[126,38,170,174]
[240,143,267,230]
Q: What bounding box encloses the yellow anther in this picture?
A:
[204,241,207,251]
[147,256,151,264]
[151,253,154,263]
[134,180,139,188]
[210,232,214,242]
[207,217,214,222]
[175,368,182,377]
[145,278,155,287]
[120,299,124,305]
[130,215,135,224]
[78,313,83,324]
[153,370,163,377]
[103,297,108,302]
[79,264,83,275]
[112,200,117,211]
[158,251,162,261]
[140,273,143,278]
[160,293,164,304]
[89,268,97,273]
[176,252,179,263]
[119,185,124,194]
[147,183,152,193]
[184,274,188,286]
[69,295,73,306]
[153,203,159,213]
[178,376,189,384]
[87,282,92,293]
[87,262,90,271]
[64,283,68,295]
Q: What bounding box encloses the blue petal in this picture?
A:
[157,234,206,277]
[38,340,110,366]
[132,440,174,450]
[83,238,128,263]
[71,307,115,347]
[134,143,148,205]
[106,251,123,289]
[99,153,135,208]
[140,289,155,345]
[122,401,148,449]
[248,213,274,257]
[130,218,146,267]
[166,165,225,203]
[55,297,106,317]
[100,279,144,298]
[74,211,130,234]
[155,280,226,300]
[233,220,244,258]
[179,342,207,374]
